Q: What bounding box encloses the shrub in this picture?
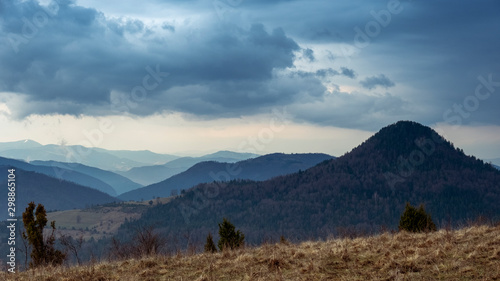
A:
[217,218,244,251]
[399,202,437,232]
[204,233,217,253]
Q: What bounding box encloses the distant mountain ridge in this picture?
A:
[0,156,117,196]
[122,121,500,245]
[118,151,260,186]
[0,167,117,221]
[30,160,143,195]
[0,140,179,171]
[0,139,42,150]
[486,158,500,166]
[118,153,334,201]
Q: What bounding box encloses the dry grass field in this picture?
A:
[47,207,142,239]
[3,225,500,280]
[45,198,174,240]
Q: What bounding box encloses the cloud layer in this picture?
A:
[0,0,498,131]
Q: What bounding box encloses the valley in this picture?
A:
[1,121,499,274]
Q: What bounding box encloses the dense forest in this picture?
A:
[119,153,334,201]
[119,121,500,247]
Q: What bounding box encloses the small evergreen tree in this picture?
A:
[399,202,437,233]
[204,233,217,253]
[217,218,244,251]
[22,202,65,268]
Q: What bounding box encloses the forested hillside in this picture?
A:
[119,153,333,201]
[0,168,118,220]
[120,121,500,245]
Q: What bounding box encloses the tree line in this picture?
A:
[15,200,437,271]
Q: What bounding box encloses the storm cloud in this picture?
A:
[360,74,395,90]
[0,0,499,131]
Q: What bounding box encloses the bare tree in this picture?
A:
[17,228,31,271]
[109,237,132,260]
[133,225,166,257]
[60,232,85,265]
[109,225,167,260]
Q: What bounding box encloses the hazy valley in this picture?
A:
[1,121,499,279]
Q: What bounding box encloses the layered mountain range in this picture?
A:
[120,121,500,245]
[118,153,334,201]
[2,121,499,245]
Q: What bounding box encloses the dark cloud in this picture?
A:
[148,73,328,118]
[340,67,356,79]
[257,0,500,127]
[360,74,395,90]
[290,90,409,130]
[0,0,498,131]
[311,67,356,80]
[0,1,309,118]
[315,68,338,78]
[302,48,315,62]
[161,22,175,32]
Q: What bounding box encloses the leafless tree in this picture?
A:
[133,225,166,257]
[60,231,85,265]
[17,228,31,271]
[108,225,167,260]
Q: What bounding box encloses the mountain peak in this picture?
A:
[375,121,439,142]
[201,151,259,160]
[347,121,448,159]
[0,139,43,152]
[339,120,495,180]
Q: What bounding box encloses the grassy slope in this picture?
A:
[3,225,500,280]
[45,198,173,239]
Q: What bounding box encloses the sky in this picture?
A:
[0,0,499,158]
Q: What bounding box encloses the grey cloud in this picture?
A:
[256,0,500,127]
[340,67,356,79]
[290,90,409,130]
[315,68,338,78]
[108,18,145,35]
[360,74,395,90]
[0,1,305,119]
[161,22,175,32]
[302,48,315,62]
[137,73,328,118]
[1,0,499,131]
[313,67,356,79]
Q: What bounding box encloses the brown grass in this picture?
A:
[3,225,500,280]
[45,201,166,240]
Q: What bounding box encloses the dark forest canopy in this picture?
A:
[119,121,500,246]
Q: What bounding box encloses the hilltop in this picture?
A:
[118,151,260,186]
[119,153,333,201]
[3,225,499,280]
